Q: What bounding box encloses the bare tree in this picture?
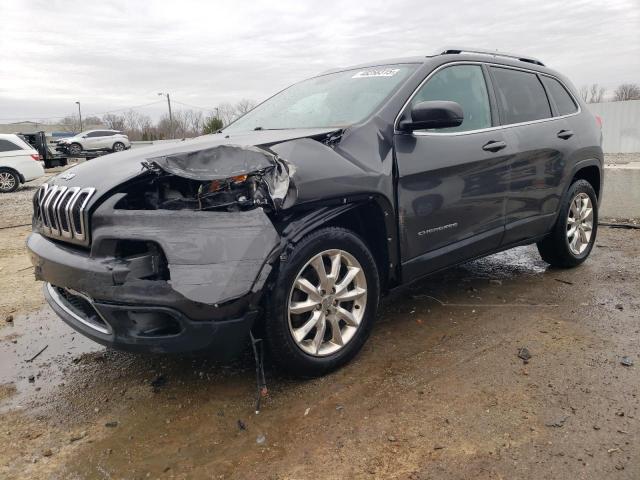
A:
[102,113,126,131]
[83,116,103,126]
[613,83,640,101]
[60,115,82,132]
[579,85,589,102]
[589,84,605,103]
[235,99,256,116]
[579,84,605,103]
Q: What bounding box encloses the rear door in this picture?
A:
[394,63,512,280]
[489,66,580,244]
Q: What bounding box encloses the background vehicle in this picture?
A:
[56,129,130,156]
[27,48,603,376]
[18,131,68,168]
[0,133,45,193]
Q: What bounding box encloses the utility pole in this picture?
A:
[158,92,173,138]
[75,101,83,132]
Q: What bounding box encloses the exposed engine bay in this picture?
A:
[114,144,293,213]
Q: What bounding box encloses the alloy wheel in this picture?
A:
[0,172,16,192]
[288,249,367,357]
[566,192,593,255]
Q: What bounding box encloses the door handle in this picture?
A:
[482,140,507,152]
[557,129,574,140]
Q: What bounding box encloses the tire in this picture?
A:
[0,169,20,193]
[112,142,125,152]
[265,227,380,377]
[537,179,598,268]
[69,143,82,156]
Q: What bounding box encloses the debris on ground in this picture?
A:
[545,416,569,428]
[256,434,266,445]
[4,314,13,323]
[489,279,502,286]
[237,420,247,431]
[434,445,445,450]
[387,435,397,442]
[304,407,310,416]
[28,375,35,383]
[26,345,48,363]
[105,421,119,428]
[554,278,574,285]
[620,356,634,367]
[517,347,532,364]
[42,449,53,457]
[70,432,87,443]
[150,375,167,392]
[615,304,624,311]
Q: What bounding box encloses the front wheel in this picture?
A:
[265,227,380,377]
[112,142,125,152]
[537,179,598,268]
[68,143,82,156]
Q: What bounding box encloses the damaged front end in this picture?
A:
[121,144,294,213]
[27,143,297,356]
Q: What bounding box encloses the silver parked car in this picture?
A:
[56,130,130,156]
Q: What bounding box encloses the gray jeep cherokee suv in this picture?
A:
[27,48,603,376]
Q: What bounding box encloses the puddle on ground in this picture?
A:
[0,245,548,414]
[0,306,102,411]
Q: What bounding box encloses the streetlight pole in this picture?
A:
[75,101,83,132]
[158,93,173,138]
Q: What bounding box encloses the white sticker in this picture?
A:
[352,68,400,79]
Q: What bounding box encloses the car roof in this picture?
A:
[320,48,560,79]
[0,133,36,150]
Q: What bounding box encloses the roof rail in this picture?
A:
[436,47,545,67]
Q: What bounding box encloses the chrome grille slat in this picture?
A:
[33,184,95,245]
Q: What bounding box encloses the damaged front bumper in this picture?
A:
[27,201,281,356]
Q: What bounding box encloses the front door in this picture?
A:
[394,64,511,281]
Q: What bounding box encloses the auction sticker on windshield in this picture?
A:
[352,68,400,78]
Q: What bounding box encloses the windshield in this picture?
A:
[224,64,417,133]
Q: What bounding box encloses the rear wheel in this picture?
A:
[0,170,19,193]
[265,227,380,377]
[537,179,598,268]
[112,142,125,152]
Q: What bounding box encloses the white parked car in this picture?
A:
[0,134,45,193]
[56,130,131,156]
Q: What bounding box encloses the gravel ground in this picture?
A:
[0,160,638,479]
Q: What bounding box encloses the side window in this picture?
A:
[87,131,102,137]
[103,131,116,136]
[409,65,491,133]
[0,140,21,152]
[541,76,578,116]
[490,67,551,124]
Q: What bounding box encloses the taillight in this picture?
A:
[595,115,603,129]
[31,153,42,161]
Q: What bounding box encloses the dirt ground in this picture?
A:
[0,169,638,479]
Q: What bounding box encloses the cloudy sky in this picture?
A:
[1,0,638,123]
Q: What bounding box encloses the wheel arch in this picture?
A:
[0,166,23,184]
[276,195,399,292]
[567,159,602,200]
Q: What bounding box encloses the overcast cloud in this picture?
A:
[0,0,638,122]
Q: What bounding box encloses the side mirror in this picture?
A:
[81,135,88,138]
[399,100,464,131]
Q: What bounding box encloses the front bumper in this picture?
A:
[27,232,261,357]
[43,283,257,355]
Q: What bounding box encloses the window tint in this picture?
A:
[541,76,578,116]
[0,139,21,152]
[490,67,551,124]
[86,131,103,137]
[410,65,491,132]
[102,131,116,136]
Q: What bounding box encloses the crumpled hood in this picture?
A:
[47,128,339,202]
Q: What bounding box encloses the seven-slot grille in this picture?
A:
[33,184,96,245]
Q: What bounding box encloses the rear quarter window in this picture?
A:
[490,67,551,124]
[541,76,578,116]
[0,139,22,152]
